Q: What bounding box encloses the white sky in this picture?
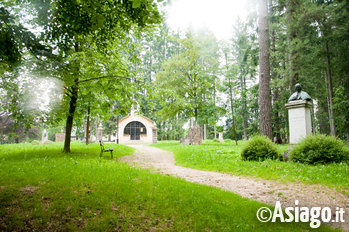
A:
[166,0,251,40]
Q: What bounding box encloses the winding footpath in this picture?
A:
[119,145,349,231]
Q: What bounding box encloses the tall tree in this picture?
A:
[258,0,273,140]
[156,31,219,123]
[231,19,258,140]
[12,0,162,152]
[221,46,238,145]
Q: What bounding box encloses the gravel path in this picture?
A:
[119,145,349,231]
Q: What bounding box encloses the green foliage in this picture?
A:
[212,138,220,143]
[1,0,163,151]
[153,141,349,189]
[156,31,220,121]
[47,126,63,141]
[241,136,282,161]
[26,127,40,142]
[290,134,349,165]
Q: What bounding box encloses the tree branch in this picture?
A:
[78,75,131,83]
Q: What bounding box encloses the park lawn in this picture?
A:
[0,142,337,231]
[152,140,349,191]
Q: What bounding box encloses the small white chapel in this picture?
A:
[117,108,157,144]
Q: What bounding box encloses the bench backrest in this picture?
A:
[99,141,104,151]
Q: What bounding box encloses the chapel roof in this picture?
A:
[119,114,156,126]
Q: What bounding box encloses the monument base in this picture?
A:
[285,100,312,144]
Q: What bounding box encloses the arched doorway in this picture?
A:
[124,121,147,140]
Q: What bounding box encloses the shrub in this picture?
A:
[212,138,220,143]
[224,139,233,143]
[43,140,53,144]
[289,134,349,165]
[241,135,282,161]
[31,140,40,145]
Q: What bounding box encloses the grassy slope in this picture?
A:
[0,142,337,231]
[152,141,349,190]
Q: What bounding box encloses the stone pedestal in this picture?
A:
[96,125,103,142]
[152,127,157,144]
[285,100,312,144]
[218,132,224,143]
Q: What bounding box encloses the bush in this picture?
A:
[241,135,282,161]
[224,139,233,143]
[289,134,349,165]
[212,138,220,143]
[43,140,53,144]
[31,140,40,145]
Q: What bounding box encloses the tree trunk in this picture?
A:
[287,0,299,90]
[158,122,162,141]
[63,80,78,152]
[194,108,198,122]
[224,52,238,145]
[258,0,273,140]
[85,101,91,145]
[272,88,282,144]
[270,7,282,144]
[241,75,248,140]
[214,125,216,139]
[324,40,336,136]
[230,98,238,145]
[203,124,207,140]
[63,42,80,152]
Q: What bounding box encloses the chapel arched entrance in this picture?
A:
[124,121,147,140]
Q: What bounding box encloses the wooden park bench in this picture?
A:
[99,141,113,159]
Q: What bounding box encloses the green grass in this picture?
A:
[0,142,338,231]
[152,140,349,190]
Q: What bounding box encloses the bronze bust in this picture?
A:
[288,83,312,102]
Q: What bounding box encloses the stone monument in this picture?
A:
[152,127,158,144]
[96,124,103,142]
[180,124,202,145]
[41,129,48,143]
[218,132,224,143]
[285,84,313,144]
[55,133,65,142]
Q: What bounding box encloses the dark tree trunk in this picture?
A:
[63,81,78,152]
[324,40,336,136]
[85,101,91,145]
[63,42,80,152]
[241,75,248,140]
[230,97,238,145]
[270,13,282,144]
[287,0,299,90]
[258,0,273,140]
[272,88,282,144]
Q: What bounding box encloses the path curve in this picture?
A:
[119,145,349,231]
